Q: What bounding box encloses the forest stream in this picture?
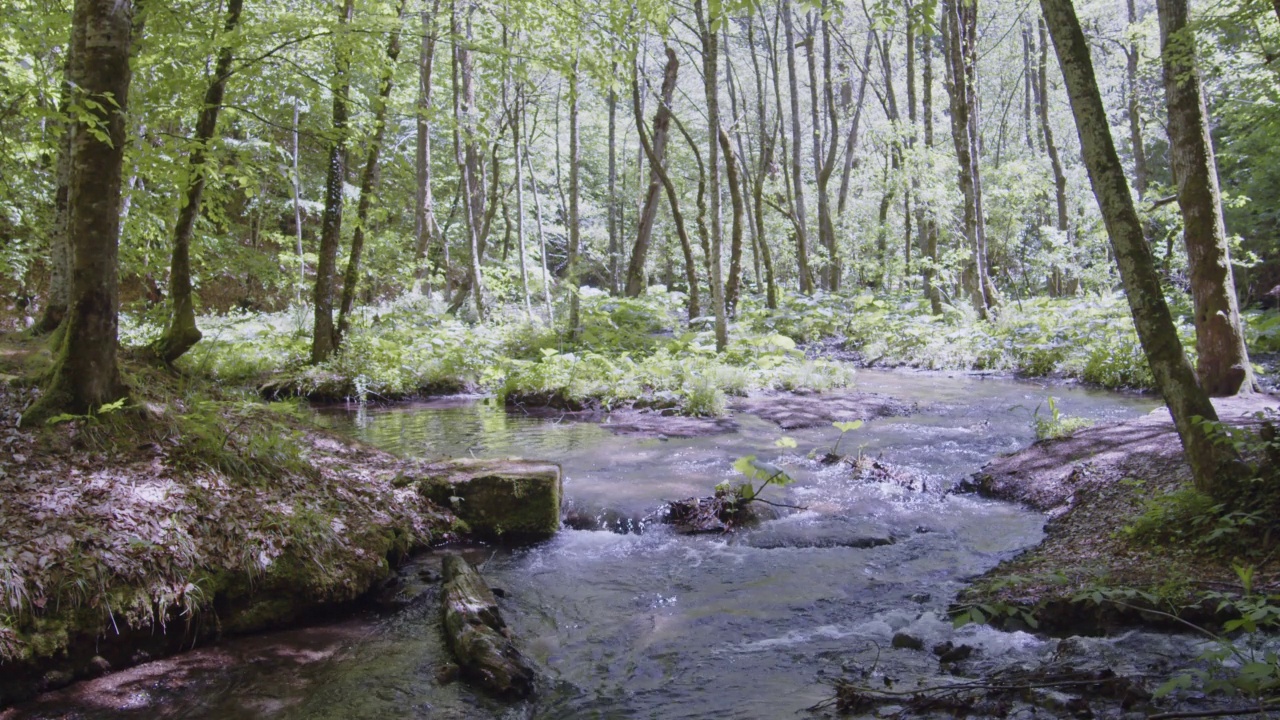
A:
[6,371,1257,719]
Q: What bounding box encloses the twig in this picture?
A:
[1147,704,1280,719]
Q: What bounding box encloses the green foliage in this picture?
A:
[1032,397,1093,440]
[721,454,794,502]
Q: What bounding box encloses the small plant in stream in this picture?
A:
[1032,396,1093,440]
[718,455,796,505]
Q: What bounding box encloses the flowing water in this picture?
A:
[18,371,1234,720]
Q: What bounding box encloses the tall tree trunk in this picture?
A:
[836,34,873,218]
[720,127,746,314]
[696,0,728,351]
[1127,0,1148,200]
[510,78,532,320]
[816,1,841,290]
[607,64,620,295]
[633,48,701,322]
[1039,0,1244,496]
[451,0,486,319]
[1023,24,1037,150]
[337,0,407,339]
[37,32,81,335]
[311,0,355,363]
[153,0,243,363]
[1038,18,1069,236]
[27,0,134,422]
[415,0,441,291]
[625,47,679,297]
[524,127,554,323]
[943,0,989,317]
[782,0,814,294]
[566,56,583,338]
[920,20,943,314]
[1157,0,1257,395]
[748,13,779,309]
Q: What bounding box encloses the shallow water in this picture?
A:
[12,371,1189,720]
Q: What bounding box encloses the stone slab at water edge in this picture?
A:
[412,459,563,541]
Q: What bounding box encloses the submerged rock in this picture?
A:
[416,459,562,542]
[440,555,536,698]
[732,391,915,430]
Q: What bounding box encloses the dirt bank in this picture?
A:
[957,393,1280,634]
[0,336,459,708]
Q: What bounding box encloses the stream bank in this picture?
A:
[959,392,1280,634]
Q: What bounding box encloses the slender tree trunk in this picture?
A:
[37,36,79,335]
[1039,0,1244,496]
[566,56,583,338]
[415,0,441,291]
[524,128,554,322]
[510,82,532,320]
[292,99,306,305]
[338,0,407,339]
[918,23,943,314]
[153,0,243,363]
[311,0,355,363]
[816,2,841,290]
[943,0,988,317]
[720,127,746,314]
[748,14,779,309]
[1038,18,1069,237]
[836,35,873,218]
[783,0,814,294]
[696,0,728,351]
[607,64,620,295]
[633,48,701,322]
[1127,0,1148,200]
[1023,23,1037,150]
[1157,0,1257,395]
[625,47,679,297]
[450,0,486,318]
[27,0,134,422]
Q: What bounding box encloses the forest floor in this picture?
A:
[0,333,455,707]
[959,391,1280,634]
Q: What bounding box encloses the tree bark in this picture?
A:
[152,0,243,363]
[1039,0,1244,496]
[625,47,679,298]
[920,19,943,314]
[26,0,134,422]
[607,64,620,295]
[451,0,486,319]
[37,21,84,337]
[633,49,701,322]
[816,2,841,290]
[566,56,582,338]
[943,0,989,317]
[414,0,441,291]
[311,0,355,363]
[1157,0,1257,395]
[1127,0,1148,200]
[337,0,407,339]
[748,14,779,309]
[720,127,746,314]
[695,0,728,351]
[782,0,814,294]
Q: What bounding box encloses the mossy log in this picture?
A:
[440,555,536,698]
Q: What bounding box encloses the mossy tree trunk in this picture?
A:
[1038,0,1245,497]
[1157,0,1257,396]
[311,0,355,364]
[26,0,135,423]
[337,0,407,341]
[153,0,244,363]
[624,47,678,299]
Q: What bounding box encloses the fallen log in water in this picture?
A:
[440,554,536,698]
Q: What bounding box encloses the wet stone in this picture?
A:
[891,633,925,651]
